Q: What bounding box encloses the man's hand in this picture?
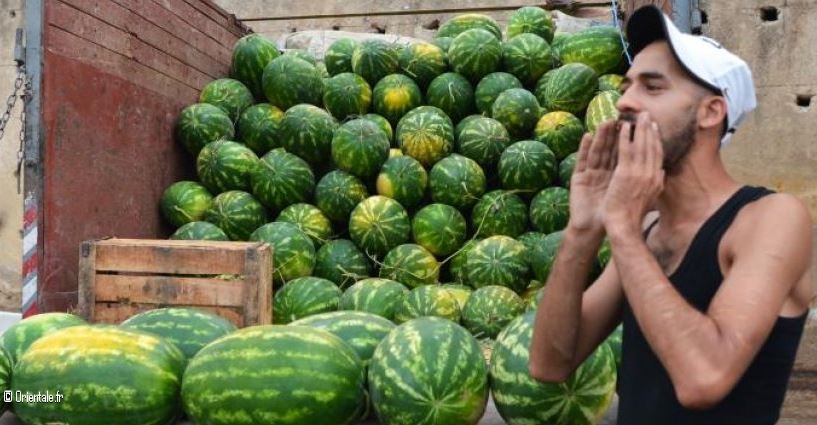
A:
[567,120,619,236]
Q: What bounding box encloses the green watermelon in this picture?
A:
[507,6,556,42]
[448,28,502,83]
[0,348,8,411]
[279,103,339,166]
[373,74,424,126]
[472,190,529,238]
[0,313,86,367]
[182,325,366,425]
[199,78,254,121]
[262,55,324,109]
[169,221,229,241]
[491,88,541,139]
[441,283,474,311]
[237,103,284,155]
[395,105,455,167]
[315,170,369,223]
[429,154,487,211]
[491,311,617,425]
[585,90,621,133]
[375,155,428,209]
[466,235,529,292]
[351,39,400,86]
[550,32,571,60]
[399,42,448,89]
[598,73,625,92]
[498,140,557,193]
[437,13,502,40]
[250,147,315,212]
[276,203,334,247]
[598,237,612,269]
[339,278,409,320]
[363,113,394,144]
[449,238,480,285]
[349,196,411,258]
[197,140,259,194]
[524,285,546,311]
[559,152,578,187]
[558,26,626,76]
[368,317,489,423]
[501,33,555,87]
[203,190,267,241]
[323,72,372,121]
[456,116,512,168]
[174,103,235,156]
[518,231,548,271]
[530,187,570,234]
[160,181,214,228]
[291,311,396,365]
[606,324,623,370]
[230,34,280,100]
[380,243,440,288]
[394,285,462,324]
[433,36,454,52]
[283,48,317,65]
[250,221,316,284]
[530,230,565,282]
[543,63,598,115]
[474,72,524,115]
[533,67,558,107]
[462,285,525,339]
[120,308,236,361]
[425,72,475,123]
[314,239,372,289]
[455,114,485,140]
[13,326,184,425]
[273,277,342,324]
[412,203,468,257]
[332,119,390,179]
[534,111,585,160]
[325,38,358,76]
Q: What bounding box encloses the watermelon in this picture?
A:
[325,38,358,76]
[558,26,626,76]
[518,231,548,271]
[373,74,424,126]
[349,195,411,258]
[507,6,556,42]
[332,118,391,179]
[432,36,454,52]
[449,238,480,285]
[315,170,369,223]
[375,155,429,209]
[291,311,396,365]
[368,317,489,424]
[169,221,229,241]
[394,285,462,324]
[497,140,557,193]
[491,88,541,139]
[530,187,570,234]
[120,308,236,361]
[237,103,284,155]
[262,55,323,110]
[380,243,440,288]
[550,32,571,59]
[530,230,565,282]
[598,237,612,269]
[454,114,484,140]
[437,13,502,40]
[412,203,468,257]
[501,33,555,87]
[585,90,621,133]
[542,63,598,115]
[197,140,259,193]
[182,325,366,425]
[429,154,487,211]
[283,48,317,65]
[230,33,281,100]
[250,147,315,212]
[323,72,372,121]
[466,235,529,292]
[363,113,394,144]
[351,39,400,86]
[598,73,624,92]
[203,190,267,241]
[456,116,512,168]
[276,203,334,247]
[474,72,524,115]
[250,221,316,284]
[174,103,235,156]
[399,42,448,89]
[441,283,474,310]
[395,105,455,167]
[606,324,623,370]
[160,180,214,228]
[0,313,86,367]
[314,239,371,289]
[13,326,184,425]
[272,277,342,324]
[559,152,578,187]
[448,29,502,83]
[472,190,529,238]
[533,67,558,107]
[339,278,409,321]
[534,111,585,160]
[524,285,546,311]
[461,285,525,339]
[199,78,254,121]
[279,104,338,166]
[490,311,617,425]
[425,72,475,123]
[0,348,8,411]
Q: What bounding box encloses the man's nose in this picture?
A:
[615,87,640,114]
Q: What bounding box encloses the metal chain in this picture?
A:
[0,63,30,193]
[0,66,26,141]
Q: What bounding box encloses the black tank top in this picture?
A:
[617,186,808,425]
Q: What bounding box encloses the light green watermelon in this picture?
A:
[351,39,400,86]
[160,181,214,228]
[230,34,281,100]
[380,243,440,288]
[533,67,558,107]
[203,190,267,241]
[412,203,468,257]
[530,187,570,234]
[279,104,339,166]
[0,313,86,367]
[325,38,358,76]
[291,311,396,365]
[507,6,556,42]
[322,72,372,121]
[606,324,623,370]
[197,140,259,194]
[394,285,462,324]
[373,73,424,126]
[250,147,315,212]
[169,221,229,241]
[314,239,372,289]
[395,105,455,167]
[474,72,523,115]
[250,221,316,284]
[339,278,409,321]
[375,155,428,209]
[426,72,475,123]
[542,63,598,115]
[585,90,621,133]
[501,33,555,87]
[471,190,529,238]
[399,42,448,90]
[441,284,474,311]
[437,13,502,40]
[456,116,512,168]
[429,154,487,211]
[237,103,284,155]
[262,55,324,110]
[530,230,565,282]
[559,152,578,187]
[315,170,368,223]
[534,111,585,160]
[199,78,254,121]
[598,73,625,92]
[332,118,391,179]
[272,277,342,324]
[349,196,412,258]
[491,88,541,139]
[283,49,317,65]
[466,235,529,292]
[174,103,235,156]
[497,140,557,193]
[461,285,525,339]
[449,238,480,285]
[558,26,626,76]
[0,348,8,412]
[276,203,334,247]
[448,28,502,83]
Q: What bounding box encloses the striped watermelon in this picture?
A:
[279,104,339,166]
[373,74,424,126]
[598,237,612,268]
[120,308,236,361]
[349,195,412,258]
[442,283,474,311]
[498,140,557,193]
[182,325,366,425]
[466,236,529,292]
[559,152,577,187]
[530,230,565,282]
[558,26,626,76]
[339,278,409,321]
[461,285,525,339]
[433,36,454,52]
[448,29,502,83]
[283,48,317,65]
[395,105,455,167]
[272,277,342,324]
[174,103,235,156]
[449,238,480,285]
[376,155,429,209]
[530,187,570,234]
[314,239,372,289]
[542,63,598,115]
[426,72,475,123]
[351,39,400,86]
[363,113,394,145]
[380,243,440,288]
[325,38,358,76]
[490,311,617,425]
[322,72,372,121]
[332,118,390,179]
[315,170,369,223]
[0,313,86,367]
[276,203,334,247]
[250,222,316,284]
[507,6,556,42]
[368,317,489,424]
[202,190,267,241]
[518,231,548,272]
[394,285,462,324]
[0,348,8,412]
[399,42,448,89]
[13,326,184,425]
[237,103,284,155]
[455,114,484,140]
[250,147,315,212]
[474,72,523,115]
[169,221,229,241]
[456,116,512,168]
[585,90,621,133]
[262,55,324,109]
[524,285,546,311]
[437,13,502,40]
[534,111,585,160]
[598,73,625,92]
[290,311,396,365]
[501,33,555,87]
[533,67,558,107]
[429,154,487,211]
[412,203,468,257]
[606,324,623,370]
[199,78,254,121]
[160,181,214,228]
[491,88,541,139]
[197,140,259,194]
[472,190,529,238]
[230,33,281,100]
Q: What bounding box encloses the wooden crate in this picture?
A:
[77,238,273,327]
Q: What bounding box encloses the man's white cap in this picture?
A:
[626,6,757,145]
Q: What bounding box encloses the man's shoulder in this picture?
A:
[729,188,812,246]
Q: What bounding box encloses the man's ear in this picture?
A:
[697,95,728,133]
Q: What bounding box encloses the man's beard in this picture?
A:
[617,112,696,176]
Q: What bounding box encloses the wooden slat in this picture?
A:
[182,0,250,37]
[94,274,246,306]
[242,242,273,325]
[94,303,244,326]
[155,0,246,49]
[77,241,97,321]
[92,240,262,274]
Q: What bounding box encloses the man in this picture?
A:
[529,5,813,424]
